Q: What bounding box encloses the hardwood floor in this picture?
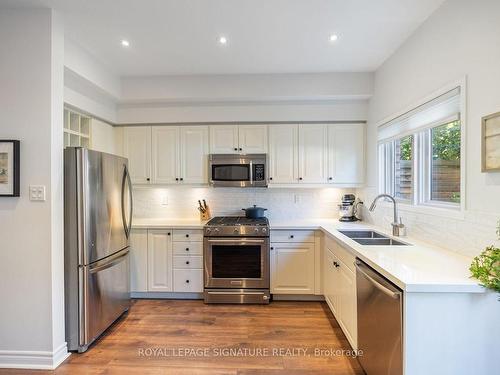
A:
[0,299,364,375]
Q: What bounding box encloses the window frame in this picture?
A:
[377,80,466,215]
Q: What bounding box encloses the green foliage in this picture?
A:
[399,136,412,160]
[432,121,461,160]
[470,246,500,295]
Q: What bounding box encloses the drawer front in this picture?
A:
[172,229,203,242]
[325,235,356,272]
[271,230,315,243]
[173,255,203,269]
[173,269,203,292]
[172,241,203,255]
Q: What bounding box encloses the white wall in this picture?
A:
[0,8,67,368]
[133,186,351,221]
[117,73,372,123]
[63,40,119,123]
[360,0,500,257]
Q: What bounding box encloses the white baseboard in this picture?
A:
[272,294,325,301]
[0,342,71,370]
[131,291,203,299]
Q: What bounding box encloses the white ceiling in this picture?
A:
[2,0,445,76]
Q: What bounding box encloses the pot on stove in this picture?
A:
[242,205,268,219]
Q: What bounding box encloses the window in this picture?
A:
[378,87,463,210]
[430,121,461,203]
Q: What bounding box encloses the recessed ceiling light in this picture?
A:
[121,39,130,47]
[329,34,339,42]
[218,36,228,45]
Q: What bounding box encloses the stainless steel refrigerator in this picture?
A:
[64,148,132,352]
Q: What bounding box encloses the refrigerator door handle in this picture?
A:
[89,250,129,274]
[121,164,133,239]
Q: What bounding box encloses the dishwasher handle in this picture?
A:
[355,260,401,299]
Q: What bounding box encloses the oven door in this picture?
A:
[204,237,270,289]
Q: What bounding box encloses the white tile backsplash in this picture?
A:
[357,187,500,257]
[132,186,353,221]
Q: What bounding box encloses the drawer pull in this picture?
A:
[185,234,189,238]
[168,232,171,236]
[185,248,189,251]
[186,280,190,283]
[186,261,190,265]
[290,235,294,239]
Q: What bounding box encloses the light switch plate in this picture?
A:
[29,185,46,201]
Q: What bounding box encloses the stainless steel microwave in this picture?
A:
[209,154,267,188]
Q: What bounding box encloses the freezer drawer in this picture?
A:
[80,249,130,350]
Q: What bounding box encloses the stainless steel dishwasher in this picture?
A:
[355,259,403,375]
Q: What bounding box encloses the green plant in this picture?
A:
[470,246,500,296]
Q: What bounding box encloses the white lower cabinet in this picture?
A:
[173,269,204,293]
[270,230,316,294]
[130,229,148,292]
[147,229,173,292]
[172,229,204,293]
[323,235,357,349]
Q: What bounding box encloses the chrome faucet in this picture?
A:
[369,194,405,237]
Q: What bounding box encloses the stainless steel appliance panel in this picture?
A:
[204,237,270,289]
[204,289,270,304]
[356,259,403,375]
[81,248,130,347]
[209,154,267,188]
[64,148,132,353]
[82,149,132,265]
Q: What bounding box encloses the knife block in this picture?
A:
[200,206,211,221]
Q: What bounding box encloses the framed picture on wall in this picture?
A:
[481,112,500,172]
[0,140,20,197]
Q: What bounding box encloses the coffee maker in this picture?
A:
[338,194,363,222]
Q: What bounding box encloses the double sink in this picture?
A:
[338,230,410,246]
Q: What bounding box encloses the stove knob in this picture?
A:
[262,228,267,233]
[206,228,211,233]
[254,228,259,233]
[234,228,239,233]
[214,228,220,233]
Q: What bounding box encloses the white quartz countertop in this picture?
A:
[132,217,483,294]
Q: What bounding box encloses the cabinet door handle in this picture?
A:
[239,148,242,151]
[234,148,238,151]
[180,177,184,181]
[185,247,189,251]
[185,280,190,283]
[328,177,333,181]
[185,234,189,238]
[270,247,274,250]
[186,261,190,265]
[299,177,303,181]
[290,235,294,239]
[175,178,179,181]
[269,177,273,181]
[146,178,150,181]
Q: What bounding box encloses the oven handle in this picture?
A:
[206,239,266,244]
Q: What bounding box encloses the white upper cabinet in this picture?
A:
[238,124,268,153]
[123,126,152,184]
[327,124,365,185]
[152,126,179,184]
[180,126,208,184]
[298,124,328,183]
[209,124,267,154]
[209,125,239,153]
[268,124,298,184]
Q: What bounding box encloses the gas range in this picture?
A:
[204,216,269,237]
[203,216,271,304]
